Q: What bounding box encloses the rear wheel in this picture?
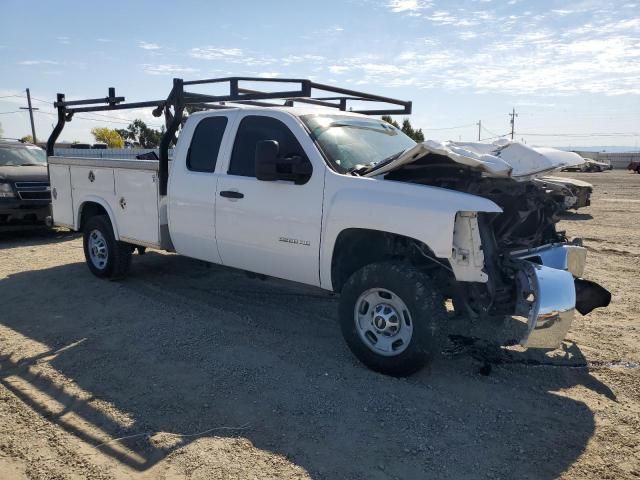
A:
[83,215,132,280]
[339,262,446,376]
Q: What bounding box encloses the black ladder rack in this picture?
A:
[47,76,412,195]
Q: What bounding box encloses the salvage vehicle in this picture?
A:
[561,158,610,173]
[583,158,611,172]
[45,78,611,376]
[537,176,592,210]
[0,138,51,226]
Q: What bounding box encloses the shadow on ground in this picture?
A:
[0,250,613,479]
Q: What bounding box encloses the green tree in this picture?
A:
[381,116,424,143]
[20,135,34,143]
[116,119,163,148]
[91,127,124,148]
[381,115,400,129]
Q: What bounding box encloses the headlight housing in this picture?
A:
[0,182,16,198]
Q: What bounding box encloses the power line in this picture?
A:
[0,110,25,115]
[34,110,163,128]
[422,123,476,131]
[521,132,639,137]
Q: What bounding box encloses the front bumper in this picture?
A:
[511,244,610,349]
[0,200,51,224]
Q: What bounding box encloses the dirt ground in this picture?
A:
[0,170,638,479]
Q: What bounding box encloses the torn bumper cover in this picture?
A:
[512,244,611,349]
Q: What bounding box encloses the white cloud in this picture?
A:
[19,60,59,65]
[139,41,161,50]
[56,36,71,45]
[257,72,280,78]
[329,65,350,74]
[142,64,199,75]
[386,0,431,13]
[190,47,244,59]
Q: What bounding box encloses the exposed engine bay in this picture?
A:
[384,154,569,251]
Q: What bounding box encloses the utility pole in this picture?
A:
[477,120,481,141]
[509,107,518,140]
[20,88,39,143]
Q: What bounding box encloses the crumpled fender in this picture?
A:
[319,170,501,290]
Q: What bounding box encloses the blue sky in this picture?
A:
[0,0,638,148]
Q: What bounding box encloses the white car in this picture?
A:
[46,78,611,376]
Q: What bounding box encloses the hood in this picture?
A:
[367,139,585,180]
[0,165,49,183]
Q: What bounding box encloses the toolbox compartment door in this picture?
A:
[113,169,159,246]
[49,164,74,227]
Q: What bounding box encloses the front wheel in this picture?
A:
[83,215,132,280]
[339,262,447,376]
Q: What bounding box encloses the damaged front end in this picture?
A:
[380,140,611,349]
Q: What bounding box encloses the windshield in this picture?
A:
[0,145,47,166]
[301,114,416,173]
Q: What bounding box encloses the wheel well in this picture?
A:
[330,228,449,292]
[78,202,109,231]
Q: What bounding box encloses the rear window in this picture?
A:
[187,116,228,172]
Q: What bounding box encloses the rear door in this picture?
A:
[167,113,232,262]
[215,111,325,286]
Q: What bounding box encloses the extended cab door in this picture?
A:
[215,111,325,286]
[167,113,232,263]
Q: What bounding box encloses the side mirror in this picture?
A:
[255,140,279,181]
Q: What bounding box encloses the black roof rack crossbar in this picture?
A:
[47,76,412,195]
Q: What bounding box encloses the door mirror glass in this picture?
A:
[255,140,313,184]
[255,140,279,181]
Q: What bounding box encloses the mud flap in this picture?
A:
[574,278,611,315]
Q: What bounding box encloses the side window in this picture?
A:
[187,116,228,172]
[228,115,308,177]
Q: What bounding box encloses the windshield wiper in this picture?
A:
[348,148,409,176]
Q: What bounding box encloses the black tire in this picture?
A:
[83,215,132,280]
[339,261,446,376]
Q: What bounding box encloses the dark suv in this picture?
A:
[0,139,51,225]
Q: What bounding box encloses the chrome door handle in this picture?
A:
[219,190,244,199]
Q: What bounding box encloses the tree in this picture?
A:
[91,127,124,148]
[381,115,400,129]
[20,135,34,143]
[116,119,163,148]
[401,119,424,143]
[381,116,424,143]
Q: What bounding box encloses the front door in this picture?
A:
[215,112,325,286]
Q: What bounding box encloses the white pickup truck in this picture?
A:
[46,78,610,376]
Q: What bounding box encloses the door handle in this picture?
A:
[220,190,244,199]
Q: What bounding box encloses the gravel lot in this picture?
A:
[0,170,638,479]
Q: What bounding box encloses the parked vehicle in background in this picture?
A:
[538,176,592,210]
[561,158,611,172]
[0,139,51,226]
[45,78,611,376]
[628,160,640,173]
[583,159,611,172]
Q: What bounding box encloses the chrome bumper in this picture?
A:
[511,243,608,349]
